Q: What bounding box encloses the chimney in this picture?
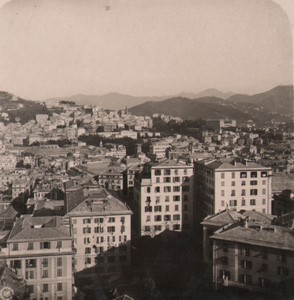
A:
[244,220,248,228]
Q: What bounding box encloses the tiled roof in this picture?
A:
[153,159,191,168]
[8,216,71,242]
[66,187,132,217]
[211,222,294,251]
[202,209,243,227]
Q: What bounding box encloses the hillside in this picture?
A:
[228,85,293,117]
[0,91,51,124]
[129,86,293,125]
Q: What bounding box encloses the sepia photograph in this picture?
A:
[0,0,293,299]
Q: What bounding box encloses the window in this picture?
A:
[165,205,170,212]
[85,257,91,264]
[240,247,250,257]
[146,196,151,204]
[57,241,62,249]
[250,199,256,206]
[107,226,115,233]
[42,270,49,278]
[261,171,268,177]
[83,218,91,224]
[57,283,63,291]
[241,199,246,206]
[25,271,34,279]
[57,257,62,267]
[28,242,34,250]
[164,177,171,183]
[173,186,180,192]
[231,190,235,196]
[250,189,258,196]
[57,268,62,277]
[25,259,36,268]
[229,200,237,207]
[251,171,257,178]
[156,177,160,183]
[175,205,179,211]
[241,189,246,196]
[12,244,18,251]
[164,169,170,175]
[83,227,91,234]
[42,258,49,268]
[108,217,115,223]
[241,181,246,186]
[239,274,252,285]
[155,170,161,176]
[154,205,162,212]
[262,198,266,205]
[231,172,235,179]
[173,177,180,182]
[155,187,160,193]
[164,186,171,192]
[10,260,21,269]
[173,214,180,221]
[277,267,289,276]
[164,215,171,221]
[221,181,225,187]
[84,237,90,244]
[221,173,225,179]
[221,200,225,207]
[173,195,180,202]
[277,254,287,263]
[221,190,225,197]
[28,285,34,294]
[262,189,266,195]
[144,226,151,232]
[147,187,151,193]
[145,206,152,212]
[241,260,252,269]
[85,247,91,254]
[155,196,160,204]
[231,181,235,186]
[165,196,170,202]
[154,225,162,231]
[240,172,247,178]
[173,224,180,230]
[154,215,162,222]
[250,180,257,185]
[183,176,190,182]
[42,284,49,293]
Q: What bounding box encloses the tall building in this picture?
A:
[4,216,73,300]
[194,158,272,222]
[65,183,132,275]
[134,159,194,237]
[211,219,294,296]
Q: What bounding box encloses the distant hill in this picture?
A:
[227,85,293,116]
[129,86,293,125]
[46,88,235,110]
[47,93,169,110]
[0,91,51,124]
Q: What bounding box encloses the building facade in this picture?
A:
[194,158,272,222]
[134,159,194,237]
[4,216,73,300]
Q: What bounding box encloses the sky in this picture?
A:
[0,0,292,100]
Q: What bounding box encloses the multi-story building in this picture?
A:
[206,119,236,131]
[65,182,132,275]
[194,158,272,222]
[134,159,194,237]
[210,219,294,296]
[147,141,170,161]
[4,216,73,300]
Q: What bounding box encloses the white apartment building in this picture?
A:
[194,158,272,221]
[65,183,132,275]
[134,159,194,237]
[4,216,73,300]
[147,142,170,161]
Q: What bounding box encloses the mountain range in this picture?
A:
[46,88,234,110]
[129,86,293,125]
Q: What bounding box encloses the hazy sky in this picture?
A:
[0,0,292,100]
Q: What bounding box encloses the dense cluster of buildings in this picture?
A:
[0,97,293,299]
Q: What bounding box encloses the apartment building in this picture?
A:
[4,216,73,300]
[134,159,194,237]
[65,183,132,275]
[211,220,294,296]
[194,158,272,222]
